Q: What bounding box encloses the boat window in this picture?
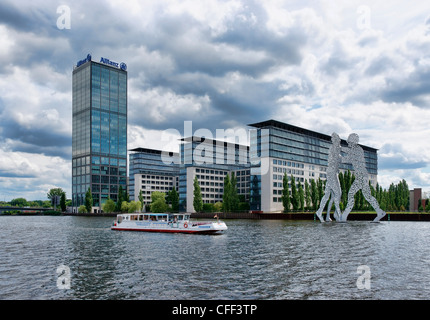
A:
[184,215,190,220]
[177,215,183,221]
[143,215,149,220]
[138,215,143,221]
[131,215,138,221]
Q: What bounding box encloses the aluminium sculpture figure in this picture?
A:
[316,133,342,222]
[316,132,386,223]
[339,133,386,222]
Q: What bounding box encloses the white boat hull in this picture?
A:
[111,218,227,234]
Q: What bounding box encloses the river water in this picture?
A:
[0,216,429,300]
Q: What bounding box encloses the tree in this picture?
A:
[310,179,318,210]
[282,173,291,212]
[169,187,179,212]
[128,201,141,213]
[290,175,299,211]
[214,201,223,212]
[151,191,167,213]
[116,186,124,212]
[78,205,87,213]
[298,180,304,211]
[103,198,116,213]
[10,198,28,207]
[193,176,203,213]
[60,192,66,212]
[304,180,311,211]
[223,174,230,212]
[85,187,92,213]
[47,188,65,203]
[138,190,144,211]
[230,172,239,212]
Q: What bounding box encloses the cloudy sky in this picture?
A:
[0,0,430,201]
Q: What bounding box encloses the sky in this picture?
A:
[0,0,430,201]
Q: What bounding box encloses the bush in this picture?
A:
[203,203,215,212]
[103,199,116,213]
[214,202,223,212]
[78,205,87,213]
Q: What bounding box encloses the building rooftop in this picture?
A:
[248,119,378,152]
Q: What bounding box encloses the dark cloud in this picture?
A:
[381,66,430,107]
[379,143,428,170]
[0,117,71,159]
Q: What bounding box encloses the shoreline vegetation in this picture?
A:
[1,210,430,221]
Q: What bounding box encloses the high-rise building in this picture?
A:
[72,54,127,212]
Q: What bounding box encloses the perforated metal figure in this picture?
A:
[316,133,342,222]
[340,133,386,222]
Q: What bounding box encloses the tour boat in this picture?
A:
[111,213,227,234]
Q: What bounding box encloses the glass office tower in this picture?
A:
[72,56,127,212]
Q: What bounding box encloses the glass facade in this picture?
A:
[72,60,127,212]
[129,148,180,201]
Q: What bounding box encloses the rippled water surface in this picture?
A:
[1,216,430,299]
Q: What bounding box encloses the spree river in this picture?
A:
[1,216,430,300]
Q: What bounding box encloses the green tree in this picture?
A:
[214,201,223,212]
[128,201,142,213]
[78,205,87,213]
[223,174,231,212]
[298,180,304,211]
[169,187,179,212]
[193,176,203,212]
[103,198,116,213]
[304,180,311,211]
[290,175,300,211]
[85,187,92,213]
[282,173,291,212]
[60,192,66,212]
[47,188,65,203]
[151,191,167,213]
[310,179,318,210]
[230,172,239,212]
[116,186,124,212]
[138,189,144,211]
[10,198,28,207]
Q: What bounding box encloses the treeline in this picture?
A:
[99,186,180,214]
[281,171,411,212]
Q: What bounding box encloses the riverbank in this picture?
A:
[2,211,430,221]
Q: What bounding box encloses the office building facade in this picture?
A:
[129,147,180,207]
[72,54,127,212]
[179,136,250,212]
[248,120,378,212]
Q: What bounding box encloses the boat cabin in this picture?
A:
[117,213,190,223]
